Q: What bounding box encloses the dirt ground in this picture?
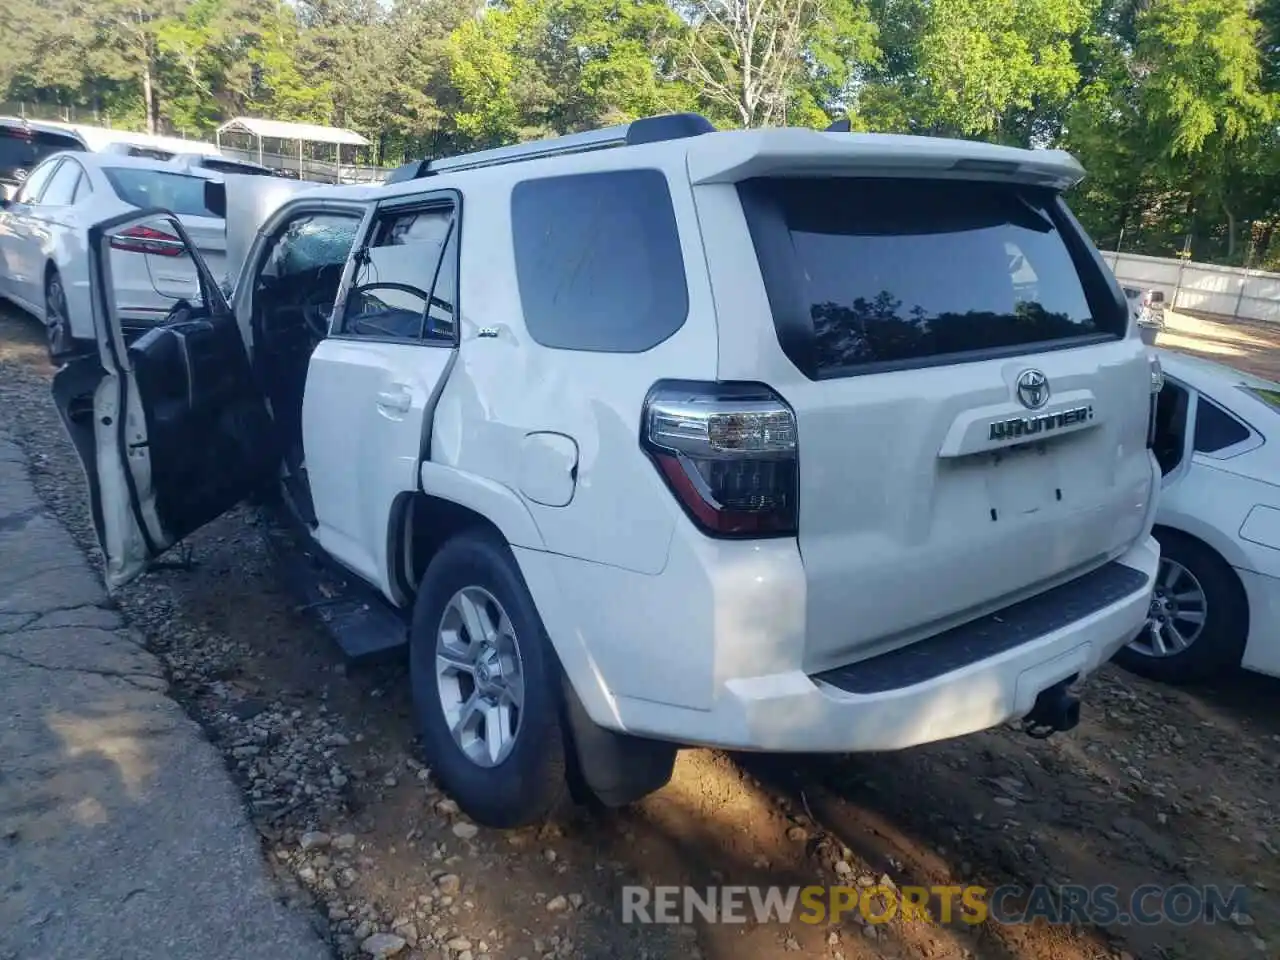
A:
[1157,309,1280,381]
[1,303,1276,960]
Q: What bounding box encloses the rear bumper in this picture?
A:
[546,534,1159,753]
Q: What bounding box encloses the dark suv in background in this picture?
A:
[0,118,88,200]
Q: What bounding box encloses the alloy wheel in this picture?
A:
[1130,557,1208,658]
[434,585,525,767]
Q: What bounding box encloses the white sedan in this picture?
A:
[1114,348,1280,683]
[0,151,225,357]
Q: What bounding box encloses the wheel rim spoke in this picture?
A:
[1129,557,1209,659]
[1148,619,1168,656]
[437,643,474,673]
[435,585,525,769]
[482,701,512,765]
[501,674,524,711]
[456,590,493,646]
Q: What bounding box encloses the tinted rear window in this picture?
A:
[126,146,174,160]
[103,167,220,219]
[0,129,83,175]
[197,158,271,176]
[739,177,1121,378]
[511,169,689,352]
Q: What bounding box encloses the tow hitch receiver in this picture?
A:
[1022,677,1081,739]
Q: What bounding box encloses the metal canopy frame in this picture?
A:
[214,118,370,174]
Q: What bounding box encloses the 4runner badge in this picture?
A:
[989,406,1094,442]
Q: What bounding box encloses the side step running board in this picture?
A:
[261,507,408,661]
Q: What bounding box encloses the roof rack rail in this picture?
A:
[404,113,714,180]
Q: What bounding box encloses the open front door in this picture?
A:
[52,208,278,588]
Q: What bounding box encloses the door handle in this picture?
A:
[376,385,413,413]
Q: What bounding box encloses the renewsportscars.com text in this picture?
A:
[621,883,1250,927]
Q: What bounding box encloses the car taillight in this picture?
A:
[109,225,186,257]
[1147,354,1164,448]
[641,381,798,537]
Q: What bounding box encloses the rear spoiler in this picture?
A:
[384,160,428,184]
[686,129,1085,191]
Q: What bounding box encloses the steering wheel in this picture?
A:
[301,287,337,338]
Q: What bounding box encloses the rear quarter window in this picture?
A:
[738,177,1125,379]
[1193,398,1251,453]
[511,169,689,352]
[103,167,221,219]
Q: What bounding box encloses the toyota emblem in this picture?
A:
[1016,369,1050,409]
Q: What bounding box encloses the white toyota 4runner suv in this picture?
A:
[52,114,1162,827]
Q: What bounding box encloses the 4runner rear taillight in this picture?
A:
[641,381,798,537]
[1147,354,1165,448]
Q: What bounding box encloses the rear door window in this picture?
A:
[14,158,60,203]
[38,160,81,207]
[738,177,1124,378]
[341,204,457,343]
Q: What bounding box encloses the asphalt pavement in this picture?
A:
[0,431,330,960]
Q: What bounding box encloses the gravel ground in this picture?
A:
[1,302,1277,960]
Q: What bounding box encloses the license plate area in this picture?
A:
[984,442,1061,520]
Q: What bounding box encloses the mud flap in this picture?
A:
[559,671,677,808]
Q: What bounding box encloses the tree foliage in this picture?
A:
[2,0,1279,264]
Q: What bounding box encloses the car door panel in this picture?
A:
[128,315,278,535]
[302,194,460,603]
[51,207,275,587]
[2,158,60,309]
[304,337,454,592]
[21,157,81,310]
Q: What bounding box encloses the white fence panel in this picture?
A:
[1102,251,1280,323]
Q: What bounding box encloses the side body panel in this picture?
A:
[1159,457,1280,677]
[424,144,720,711]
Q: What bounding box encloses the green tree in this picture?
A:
[859,0,1090,140]
[448,0,691,147]
[678,0,877,128]
[155,0,330,134]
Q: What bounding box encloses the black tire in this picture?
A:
[409,528,567,828]
[44,268,72,364]
[1113,529,1248,684]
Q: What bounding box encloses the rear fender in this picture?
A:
[417,462,546,551]
[415,464,621,727]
